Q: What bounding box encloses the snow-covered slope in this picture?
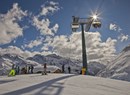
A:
[27,54,106,74]
[0,53,38,66]
[27,54,82,74]
[88,61,106,75]
[0,57,13,75]
[98,45,130,82]
[0,74,130,95]
[0,53,39,75]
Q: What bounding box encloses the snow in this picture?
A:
[1,45,130,82]
[34,65,61,73]
[98,45,130,82]
[0,74,130,95]
[0,52,107,77]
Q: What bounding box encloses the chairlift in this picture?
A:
[71,16,80,32]
[72,16,79,23]
[71,23,79,32]
[92,20,101,28]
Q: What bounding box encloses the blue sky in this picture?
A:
[0,0,130,59]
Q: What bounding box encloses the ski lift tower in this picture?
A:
[71,14,101,75]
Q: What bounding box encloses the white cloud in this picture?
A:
[41,51,53,56]
[44,36,53,43]
[41,36,53,51]
[0,3,27,45]
[24,38,43,48]
[49,1,59,6]
[109,23,122,32]
[41,45,49,51]
[32,16,59,36]
[32,1,59,36]
[0,30,117,61]
[118,33,129,42]
[109,23,118,31]
[44,32,117,60]
[0,45,54,58]
[52,24,59,33]
[33,17,55,36]
[0,46,38,58]
[109,23,129,42]
[40,1,59,16]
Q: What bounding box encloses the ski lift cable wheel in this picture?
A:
[90,0,105,29]
[91,0,105,28]
[92,19,101,28]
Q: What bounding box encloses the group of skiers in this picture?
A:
[8,64,34,76]
[8,63,71,77]
[41,63,71,75]
[21,65,34,74]
[62,64,71,74]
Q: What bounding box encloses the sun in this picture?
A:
[89,9,102,21]
[92,14,98,20]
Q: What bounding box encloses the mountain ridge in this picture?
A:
[97,44,130,82]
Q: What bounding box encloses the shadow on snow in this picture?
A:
[3,74,76,95]
[0,79,17,84]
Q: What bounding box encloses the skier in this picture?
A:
[28,66,31,74]
[15,65,20,75]
[42,63,47,75]
[68,66,71,74]
[21,67,27,74]
[62,64,65,73]
[30,65,34,74]
[8,64,16,76]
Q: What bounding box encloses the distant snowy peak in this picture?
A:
[33,54,45,58]
[122,44,130,52]
[1,53,24,60]
[98,44,130,82]
[27,54,46,64]
[46,54,62,59]
[0,53,39,68]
